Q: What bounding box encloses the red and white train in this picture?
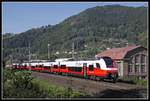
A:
[12,56,118,82]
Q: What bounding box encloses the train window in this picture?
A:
[54,65,58,69]
[103,57,113,67]
[76,67,82,72]
[32,66,35,68]
[68,67,82,72]
[89,65,94,71]
[44,66,49,68]
[60,65,66,69]
[68,67,74,71]
[96,63,100,69]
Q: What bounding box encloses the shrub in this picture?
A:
[12,70,33,88]
[3,68,35,98]
[3,68,86,98]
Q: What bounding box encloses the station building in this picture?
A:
[96,45,148,79]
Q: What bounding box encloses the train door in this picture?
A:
[83,63,87,78]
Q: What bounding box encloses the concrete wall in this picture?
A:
[116,60,124,77]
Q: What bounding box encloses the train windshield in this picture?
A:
[103,57,113,67]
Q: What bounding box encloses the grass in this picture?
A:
[3,68,86,98]
[31,78,86,98]
[118,76,147,87]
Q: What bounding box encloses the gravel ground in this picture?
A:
[32,71,148,99]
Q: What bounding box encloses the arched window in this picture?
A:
[135,54,140,64]
[141,55,145,63]
[135,65,139,73]
[141,65,145,73]
[141,54,146,73]
[135,54,140,73]
[128,56,133,73]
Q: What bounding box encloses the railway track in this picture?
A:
[31,71,147,98]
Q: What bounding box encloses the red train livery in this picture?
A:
[12,57,118,82]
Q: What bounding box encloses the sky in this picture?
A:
[2,2,148,34]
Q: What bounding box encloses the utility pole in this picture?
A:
[36,54,38,60]
[72,42,75,60]
[29,43,31,62]
[76,40,78,61]
[28,42,31,70]
[48,43,50,60]
[93,33,97,58]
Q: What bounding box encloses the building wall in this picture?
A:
[123,61,128,76]
[116,60,128,77]
[115,47,147,79]
[96,46,147,79]
[125,49,147,79]
[116,60,124,77]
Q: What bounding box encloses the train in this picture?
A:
[12,56,118,82]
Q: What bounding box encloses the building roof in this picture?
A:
[96,45,146,60]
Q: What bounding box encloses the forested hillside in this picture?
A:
[3,5,148,63]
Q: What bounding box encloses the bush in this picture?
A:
[13,70,33,88]
[3,68,86,98]
[3,68,35,98]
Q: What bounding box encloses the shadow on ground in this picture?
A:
[83,88,147,98]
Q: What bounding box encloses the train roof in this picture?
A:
[59,59,103,67]
[55,58,73,62]
[12,57,112,67]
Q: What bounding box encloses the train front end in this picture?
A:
[100,57,118,82]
